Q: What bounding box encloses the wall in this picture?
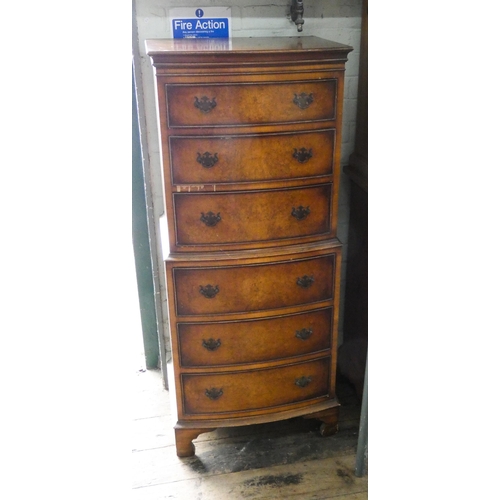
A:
[133,0,363,360]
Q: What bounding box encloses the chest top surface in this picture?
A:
[145,36,352,66]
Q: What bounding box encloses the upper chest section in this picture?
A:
[146,37,352,132]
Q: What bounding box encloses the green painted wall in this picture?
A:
[132,67,160,369]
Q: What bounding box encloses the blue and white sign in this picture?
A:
[170,7,231,39]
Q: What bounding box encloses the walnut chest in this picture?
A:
[146,36,353,457]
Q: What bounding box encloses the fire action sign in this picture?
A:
[170,7,231,39]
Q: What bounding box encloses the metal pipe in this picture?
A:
[290,0,304,32]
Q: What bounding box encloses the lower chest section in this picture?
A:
[166,246,341,422]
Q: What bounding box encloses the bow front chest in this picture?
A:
[146,36,353,457]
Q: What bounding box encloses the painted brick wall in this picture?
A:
[133,0,363,356]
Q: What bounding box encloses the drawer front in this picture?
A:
[174,185,331,247]
[178,308,332,367]
[173,254,335,316]
[166,80,337,127]
[182,357,330,415]
[169,130,335,185]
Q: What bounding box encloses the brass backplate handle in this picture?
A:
[296,275,314,288]
[205,388,223,400]
[295,376,312,388]
[295,328,313,340]
[199,284,219,298]
[200,211,221,227]
[293,92,314,109]
[194,96,217,113]
[291,206,310,220]
[293,147,313,163]
[197,152,219,168]
[202,338,222,351]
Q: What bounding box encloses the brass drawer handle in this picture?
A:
[202,338,221,351]
[197,152,219,169]
[200,211,221,227]
[205,388,223,400]
[296,275,314,288]
[291,206,310,220]
[295,376,312,388]
[293,147,313,164]
[199,284,219,299]
[194,96,217,113]
[295,328,313,340]
[293,92,314,109]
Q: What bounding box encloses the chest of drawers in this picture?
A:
[146,37,352,457]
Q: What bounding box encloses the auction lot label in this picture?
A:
[170,7,231,39]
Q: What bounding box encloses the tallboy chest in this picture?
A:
[147,36,352,457]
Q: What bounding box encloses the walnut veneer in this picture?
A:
[146,36,353,457]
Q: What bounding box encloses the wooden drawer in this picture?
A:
[182,357,330,415]
[165,79,337,127]
[178,308,332,367]
[169,129,335,185]
[173,254,335,316]
[173,184,331,247]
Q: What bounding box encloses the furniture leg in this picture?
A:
[174,427,215,457]
[304,406,340,436]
